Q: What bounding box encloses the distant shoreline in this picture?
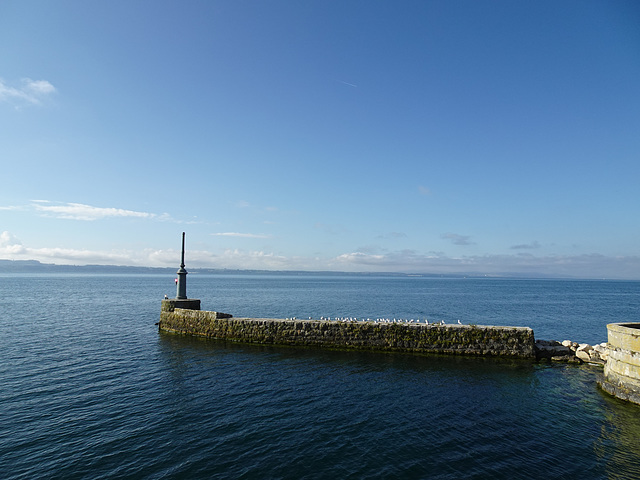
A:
[0,260,472,277]
[0,259,631,281]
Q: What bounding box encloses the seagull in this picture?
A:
[458,319,462,325]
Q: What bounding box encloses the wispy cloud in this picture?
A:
[418,185,432,196]
[31,201,156,221]
[376,231,407,240]
[211,232,271,239]
[511,241,541,250]
[0,78,56,106]
[441,233,475,246]
[1,201,182,223]
[234,200,278,214]
[314,222,349,235]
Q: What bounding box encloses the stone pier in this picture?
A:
[159,306,536,359]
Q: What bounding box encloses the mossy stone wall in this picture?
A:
[159,308,535,358]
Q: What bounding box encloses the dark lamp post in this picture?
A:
[176,232,188,299]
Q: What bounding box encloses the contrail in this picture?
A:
[339,80,358,88]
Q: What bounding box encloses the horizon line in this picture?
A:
[0,258,634,281]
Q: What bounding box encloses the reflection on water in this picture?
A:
[156,331,640,479]
[596,394,640,480]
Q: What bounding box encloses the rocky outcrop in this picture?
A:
[535,339,608,364]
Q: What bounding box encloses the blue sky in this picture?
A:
[1,0,639,278]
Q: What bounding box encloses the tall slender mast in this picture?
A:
[180,232,186,269]
[176,232,188,299]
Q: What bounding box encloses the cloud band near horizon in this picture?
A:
[1,230,638,279]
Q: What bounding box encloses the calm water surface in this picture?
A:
[1,274,639,479]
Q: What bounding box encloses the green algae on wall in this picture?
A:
[159,308,536,359]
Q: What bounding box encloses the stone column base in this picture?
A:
[161,299,201,312]
[602,323,640,406]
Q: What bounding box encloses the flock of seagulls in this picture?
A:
[285,316,463,325]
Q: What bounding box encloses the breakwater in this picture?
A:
[160,301,536,358]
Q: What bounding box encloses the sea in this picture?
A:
[1,273,640,479]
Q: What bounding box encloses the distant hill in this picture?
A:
[0,259,572,279]
[0,260,176,274]
[0,259,451,277]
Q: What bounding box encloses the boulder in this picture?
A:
[535,340,573,360]
[551,355,582,364]
[575,344,593,362]
[592,343,609,362]
[536,339,608,364]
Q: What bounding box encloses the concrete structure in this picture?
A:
[158,306,536,359]
[600,323,640,405]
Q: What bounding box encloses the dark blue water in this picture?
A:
[1,274,639,479]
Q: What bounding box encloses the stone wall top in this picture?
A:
[607,322,640,352]
[159,309,536,358]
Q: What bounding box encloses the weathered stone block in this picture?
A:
[602,323,640,406]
